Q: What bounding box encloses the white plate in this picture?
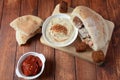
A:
[42,14,78,47]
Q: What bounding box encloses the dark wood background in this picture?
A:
[0,0,120,80]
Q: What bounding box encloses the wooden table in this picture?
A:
[0,0,120,80]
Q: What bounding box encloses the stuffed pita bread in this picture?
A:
[71,6,109,51]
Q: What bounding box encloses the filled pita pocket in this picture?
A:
[71,6,109,51]
[10,15,43,45]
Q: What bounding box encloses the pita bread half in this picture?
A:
[16,28,41,46]
[71,6,109,51]
[10,15,43,36]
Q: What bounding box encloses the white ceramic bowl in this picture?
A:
[42,14,78,47]
[16,52,46,79]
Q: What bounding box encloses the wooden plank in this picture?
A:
[71,0,90,8]
[53,0,76,80]
[0,0,3,29]
[55,50,76,80]
[0,0,20,79]
[14,0,38,80]
[90,0,109,18]
[20,0,38,15]
[37,0,54,20]
[71,0,97,80]
[106,0,120,80]
[35,0,55,80]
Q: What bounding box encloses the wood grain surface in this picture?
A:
[0,0,120,80]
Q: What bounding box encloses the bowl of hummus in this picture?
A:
[42,14,78,47]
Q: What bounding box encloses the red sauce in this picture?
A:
[21,55,42,76]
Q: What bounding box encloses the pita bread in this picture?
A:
[71,6,109,51]
[16,28,41,45]
[10,15,43,36]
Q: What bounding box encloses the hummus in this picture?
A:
[45,17,75,45]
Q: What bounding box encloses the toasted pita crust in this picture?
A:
[71,6,109,51]
[10,15,43,36]
[16,28,41,45]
